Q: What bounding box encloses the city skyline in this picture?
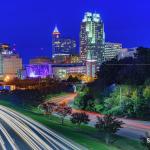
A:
[0,1,149,150]
[0,0,150,64]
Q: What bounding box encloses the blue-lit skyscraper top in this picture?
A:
[80,12,105,68]
[82,12,101,23]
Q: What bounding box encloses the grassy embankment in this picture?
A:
[0,97,144,150]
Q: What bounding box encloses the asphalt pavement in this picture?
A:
[0,105,82,150]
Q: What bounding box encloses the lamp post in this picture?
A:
[120,86,122,102]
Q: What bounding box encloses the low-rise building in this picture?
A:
[20,64,53,79]
[19,63,86,80]
[52,54,70,64]
[104,42,122,61]
[0,54,22,80]
[118,48,137,60]
[30,57,51,64]
[52,64,86,79]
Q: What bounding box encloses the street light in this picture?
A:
[4,75,10,82]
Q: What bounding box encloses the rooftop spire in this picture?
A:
[53,25,60,35]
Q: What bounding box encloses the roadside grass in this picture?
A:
[45,92,67,100]
[0,99,144,150]
[113,136,144,150]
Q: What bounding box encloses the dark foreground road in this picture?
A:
[0,105,82,150]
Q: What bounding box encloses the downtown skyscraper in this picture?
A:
[80,12,105,70]
[52,26,61,57]
[52,26,77,58]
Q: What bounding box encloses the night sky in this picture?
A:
[0,0,150,64]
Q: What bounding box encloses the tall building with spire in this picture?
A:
[52,25,61,57]
[80,12,105,69]
[52,25,77,58]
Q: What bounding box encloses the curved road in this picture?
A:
[49,93,150,140]
[0,105,81,150]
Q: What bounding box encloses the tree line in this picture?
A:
[74,47,150,120]
[40,102,124,145]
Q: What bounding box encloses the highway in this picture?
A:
[48,93,150,140]
[0,105,81,150]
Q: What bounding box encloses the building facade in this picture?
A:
[19,63,86,80]
[80,12,105,68]
[0,43,15,55]
[30,57,51,64]
[52,26,61,57]
[86,49,97,78]
[52,64,86,79]
[0,43,22,80]
[26,64,52,78]
[118,48,137,60]
[53,54,81,64]
[53,54,70,64]
[69,55,81,64]
[52,26,77,57]
[2,54,22,79]
[0,54,3,77]
[104,42,122,61]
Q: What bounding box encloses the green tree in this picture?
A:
[71,112,90,128]
[56,104,72,125]
[67,75,81,83]
[40,102,57,116]
[143,86,150,100]
[74,93,94,110]
[95,115,124,144]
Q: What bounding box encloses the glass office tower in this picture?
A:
[80,12,105,69]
